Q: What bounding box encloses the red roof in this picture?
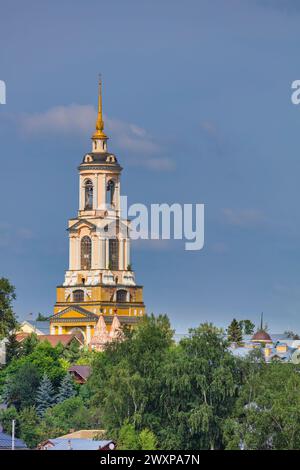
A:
[68,365,91,381]
[38,334,81,347]
[15,333,83,347]
[251,330,272,342]
[38,334,83,347]
[15,333,30,342]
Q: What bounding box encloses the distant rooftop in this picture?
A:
[0,431,27,449]
[59,429,104,439]
[41,438,114,451]
[27,320,50,334]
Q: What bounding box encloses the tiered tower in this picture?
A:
[50,79,145,345]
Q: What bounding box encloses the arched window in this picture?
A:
[81,236,92,270]
[106,180,115,207]
[116,289,127,303]
[84,179,93,210]
[109,239,119,270]
[73,289,84,302]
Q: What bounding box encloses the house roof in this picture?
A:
[38,334,83,347]
[28,320,50,334]
[68,365,91,381]
[265,346,294,362]
[45,438,114,450]
[229,346,252,358]
[59,430,104,439]
[16,332,83,347]
[16,332,31,342]
[0,431,27,449]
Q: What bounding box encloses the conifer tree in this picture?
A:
[227,318,243,344]
[35,373,55,417]
[56,374,75,404]
[6,332,21,363]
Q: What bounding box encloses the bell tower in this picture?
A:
[50,78,145,345]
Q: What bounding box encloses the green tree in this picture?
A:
[56,374,75,403]
[0,406,19,434]
[159,323,241,449]
[239,319,255,335]
[139,428,157,450]
[284,330,300,340]
[62,339,81,363]
[0,341,67,400]
[118,422,140,450]
[88,317,242,450]
[224,362,300,450]
[19,406,41,449]
[117,422,157,450]
[20,333,39,357]
[227,318,243,344]
[88,314,174,433]
[36,373,55,417]
[0,278,18,339]
[5,332,21,363]
[35,313,49,321]
[39,396,89,440]
[3,362,40,410]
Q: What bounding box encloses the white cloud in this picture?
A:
[105,116,161,155]
[20,104,95,135]
[128,156,175,171]
[18,104,174,171]
[222,208,266,228]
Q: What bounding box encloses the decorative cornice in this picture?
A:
[78,164,122,171]
[50,315,141,325]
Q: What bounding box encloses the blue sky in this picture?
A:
[1,0,300,332]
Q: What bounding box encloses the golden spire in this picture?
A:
[92,75,107,139]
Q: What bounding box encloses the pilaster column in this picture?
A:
[76,238,81,270]
[115,182,120,215]
[123,239,127,269]
[119,238,124,270]
[99,238,105,269]
[98,173,106,209]
[79,175,83,211]
[69,236,76,270]
[79,175,82,211]
[93,174,98,210]
[58,326,62,335]
[105,238,109,269]
[92,235,98,269]
[86,325,91,344]
[127,239,130,268]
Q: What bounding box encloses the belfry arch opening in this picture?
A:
[81,236,92,270]
[106,179,115,207]
[84,179,93,210]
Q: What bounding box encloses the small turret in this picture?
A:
[90,314,109,351]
